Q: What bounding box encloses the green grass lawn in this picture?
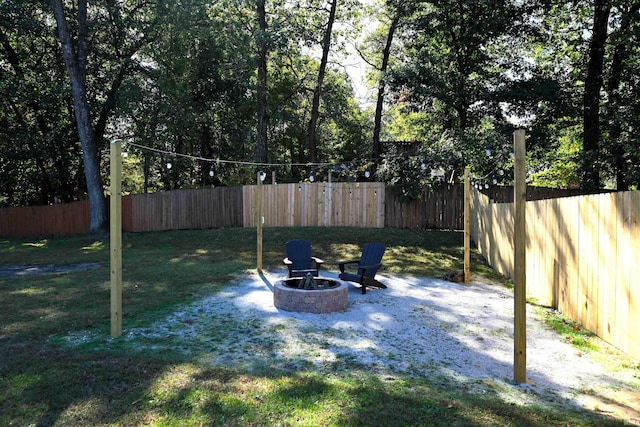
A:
[0,227,629,426]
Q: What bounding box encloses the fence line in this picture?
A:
[0,183,606,239]
[470,188,640,360]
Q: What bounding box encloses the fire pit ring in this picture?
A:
[274,276,348,313]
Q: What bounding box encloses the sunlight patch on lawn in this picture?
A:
[81,241,104,252]
[22,240,48,248]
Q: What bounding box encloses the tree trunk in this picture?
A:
[372,14,400,171]
[50,0,107,233]
[581,0,611,190]
[607,42,629,191]
[256,0,269,164]
[306,0,337,163]
[605,3,639,191]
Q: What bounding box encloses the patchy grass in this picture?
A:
[0,227,629,426]
[541,307,640,380]
[542,309,600,354]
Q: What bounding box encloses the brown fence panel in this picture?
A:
[481,185,611,203]
[126,187,243,232]
[385,184,464,230]
[0,200,90,239]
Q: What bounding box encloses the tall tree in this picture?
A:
[602,2,640,190]
[371,2,404,166]
[256,0,269,164]
[581,0,611,190]
[50,0,107,233]
[306,0,338,163]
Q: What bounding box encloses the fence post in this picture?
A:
[110,139,123,338]
[514,129,527,383]
[257,172,264,271]
[464,167,471,284]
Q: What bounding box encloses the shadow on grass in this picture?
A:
[0,228,629,426]
[2,337,620,427]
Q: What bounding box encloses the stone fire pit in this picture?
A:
[274,275,348,313]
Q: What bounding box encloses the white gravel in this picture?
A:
[67,269,639,418]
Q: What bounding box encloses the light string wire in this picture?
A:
[123,140,365,169]
[117,140,511,185]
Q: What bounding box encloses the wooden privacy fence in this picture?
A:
[2,182,594,239]
[122,187,243,232]
[242,182,385,228]
[0,187,244,238]
[385,184,464,229]
[0,182,470,238]
[0,200,92,238]
[470,188,640,360]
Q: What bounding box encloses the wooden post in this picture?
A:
[464,167,471,284]
[110,139,123,338]
[257,172,264,271]
[513,129,527,383]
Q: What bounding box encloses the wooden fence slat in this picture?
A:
[628,192,640,357]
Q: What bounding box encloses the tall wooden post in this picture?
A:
[513,129,527,383]
[463,167,471,284]
[257,172,264,271]
[110,139,123,338]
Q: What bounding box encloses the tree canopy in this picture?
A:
[1,0,639,216]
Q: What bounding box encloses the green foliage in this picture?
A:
[529,121,582,188]
[4,0,640,206]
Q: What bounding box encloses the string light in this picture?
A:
[485,146,492,157]
[125,141,343,169]
[166,160,172,170]
[209,165,215,177]
[259,170,267,182]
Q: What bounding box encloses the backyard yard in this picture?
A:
[1,227,638,426]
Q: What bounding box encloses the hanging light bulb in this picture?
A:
[492,175,497,185]
[364,168,371,178]
[209,165,215,177]
[259,170,267,182]
[166,160,172,170]
[485,183,489,189]
[420,159,427,170]
[485,146,492,157]
[309,169,316,182]
[498,169,504,176]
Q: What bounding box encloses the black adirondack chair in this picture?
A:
[283,239,324,278]
[336,243,386,294]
